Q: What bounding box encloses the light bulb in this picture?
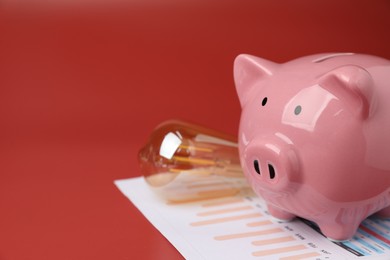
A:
[138,120,247,203]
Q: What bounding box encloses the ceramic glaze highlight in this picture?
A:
[234,53,390,241]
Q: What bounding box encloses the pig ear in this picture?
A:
[319,65,374,119]
[234,54,278,107]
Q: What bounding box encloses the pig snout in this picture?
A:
[244,138,300,191]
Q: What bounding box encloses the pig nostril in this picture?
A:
[268,164,276,179]
[253,160,261,175]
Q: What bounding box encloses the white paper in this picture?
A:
[115,177,390,260]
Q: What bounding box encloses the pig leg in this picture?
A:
[376,205,390,217]
[318,221,360,242]
[267,203,295,221]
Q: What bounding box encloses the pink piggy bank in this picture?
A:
[234,53,390,241]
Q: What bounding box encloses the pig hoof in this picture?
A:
[327,237,350,243]
[319,223,359,242]
[269,215,292,223]
[267,204,295,221]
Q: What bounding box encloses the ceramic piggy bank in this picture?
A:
[234,53,390,241]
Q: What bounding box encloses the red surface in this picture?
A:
[0,0,389,259]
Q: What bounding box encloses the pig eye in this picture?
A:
[294,105,302,115]
[261,97,268,106]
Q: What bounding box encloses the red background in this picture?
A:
[1,0,389,259]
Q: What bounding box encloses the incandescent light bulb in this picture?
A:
[138,120,247,202]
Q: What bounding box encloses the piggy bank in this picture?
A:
[234,52,390,241]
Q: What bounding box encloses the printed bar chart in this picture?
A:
[115,177,390,260]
